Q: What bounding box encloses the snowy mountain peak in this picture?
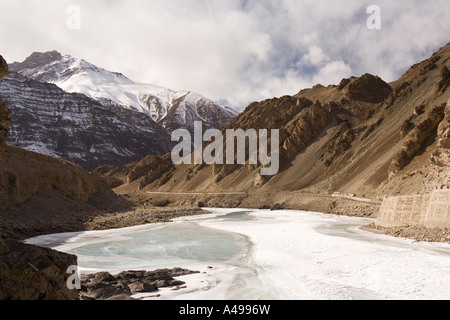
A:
[9,50,62,73]
[11,53,134,88]
[10,51,237,125]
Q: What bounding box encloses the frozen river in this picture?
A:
[26,208,450,300]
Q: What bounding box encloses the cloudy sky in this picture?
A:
[1,0,450,108]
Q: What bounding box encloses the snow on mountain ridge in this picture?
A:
[0,71,171,170]
[12,51,237,124]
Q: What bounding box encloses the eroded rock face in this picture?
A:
[341,73,392,103]
[431,98,450,167]
[435,66,450,94]
[438,98,450,148]
[8,51,62,77]
[126,153,175,189]
[282,100,333,163]
[0,240,79,300]
[0,98,10,156]
[0,56,8,78]
[0,146,109,209]
[0,55,11,162]
[390,104,446,173]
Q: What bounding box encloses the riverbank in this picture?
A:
[2,186,447,246]
[106,188,450,245]
[363,223,450,244]
[84,206,206,231]
[0,204,206,241]
[125,190,381,219]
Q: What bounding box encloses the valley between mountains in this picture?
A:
[0,42,449,300]
[1,43,449,239]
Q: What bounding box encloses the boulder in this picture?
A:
[80,268,199,300]
[128,282,158,293]
[0,240,79,300]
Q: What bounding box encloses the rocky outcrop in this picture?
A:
[0,239,79,300]
[322,124,365,168]
[435,65,450,95]
[0,55,11,163]
[0,146,109,209]
[0,56,8,78]
[390,104,446,174]
[281,100,332,163]
[94,153,177,191]
[340,73,392,103]
[9,51,62,79]
[128,154,176,189]
[80,268,199,300]
[431,98,450,167]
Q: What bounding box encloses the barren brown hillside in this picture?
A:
[100,43,450,211]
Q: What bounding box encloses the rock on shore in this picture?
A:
[80,268,200,300]
[0,239,79,300]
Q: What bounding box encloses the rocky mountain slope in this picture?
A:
[0,72,170,170]
[6,51,236,168]
[102,42,450,208]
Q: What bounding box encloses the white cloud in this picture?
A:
[301,46,329,67]
[1,0,449,108]
[315,61,353,86]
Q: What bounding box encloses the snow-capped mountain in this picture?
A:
[0,72,171,170]
[1,51,236,169]
[10,51,237,128]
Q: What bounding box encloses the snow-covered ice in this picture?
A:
[26,208,450,300]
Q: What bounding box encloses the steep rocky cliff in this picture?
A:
[0,239,79,300]
[0,56,11,163]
